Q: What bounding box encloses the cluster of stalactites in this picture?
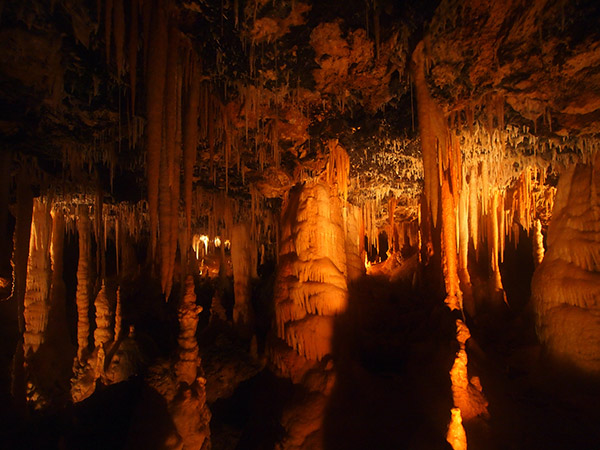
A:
[145,4,203,298]
[192,187,278,265]
[413,41,563,312]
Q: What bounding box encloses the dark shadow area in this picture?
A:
[323,272,457,450]
[462,231,600,449]
[210,369,293,450]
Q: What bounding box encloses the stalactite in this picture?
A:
[533,219,544,266]
[23,198,52,356]
[12,173,33,336]
[76,206,91,360]
[458,176,469,273]
[327,140,350,202]
[113,0,126,77]
[490,190,507,304]
[128,0,138,112]
[145,0,168,262]
[115,216,120,276]
[156,24,181,299]
[0,150,10,279]
[95,183,104,280]
[159,133,172,297]
[49,207,65,319]
[412,42,441,227]
[441,177,462,311]
[183,55,200,257]
[388,196,396,252]
[105,0,113,63]
[413,41,463,310]
[169,37,183,296]
[114,287,122,340]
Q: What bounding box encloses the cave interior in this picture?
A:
[1,0,600,449]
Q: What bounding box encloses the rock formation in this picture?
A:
[75,205,92,361]
[273,182,348,366]
[23,198,52,357]
[532,155,600,375]
[147,275,211,450]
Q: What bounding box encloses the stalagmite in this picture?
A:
[129,0,138,112]
[272,182,348,364]
[447,408,467,450]
[441,177,462,311]
[93,283,113,348]
[145,0,168,261]
[49,207,66,328]
[175,275,203,385]
[147,274,211,449]
[23,198,52,356]
[76,206,91,360]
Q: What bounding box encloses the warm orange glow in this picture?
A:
[446,407,467,450]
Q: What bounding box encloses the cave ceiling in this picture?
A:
[1,0,599,224]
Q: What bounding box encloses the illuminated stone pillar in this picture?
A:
[532,156,600,375]
[274,182,348,364]
[23,198,52,356]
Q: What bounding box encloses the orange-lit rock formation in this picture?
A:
[148,275,211,450]
[23,198,52,356]
[532,155,600,375]
[75,205,91,361]
[273,182,348,366]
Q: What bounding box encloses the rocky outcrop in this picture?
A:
[532,155,600,375]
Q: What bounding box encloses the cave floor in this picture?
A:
[1,271,600,449]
